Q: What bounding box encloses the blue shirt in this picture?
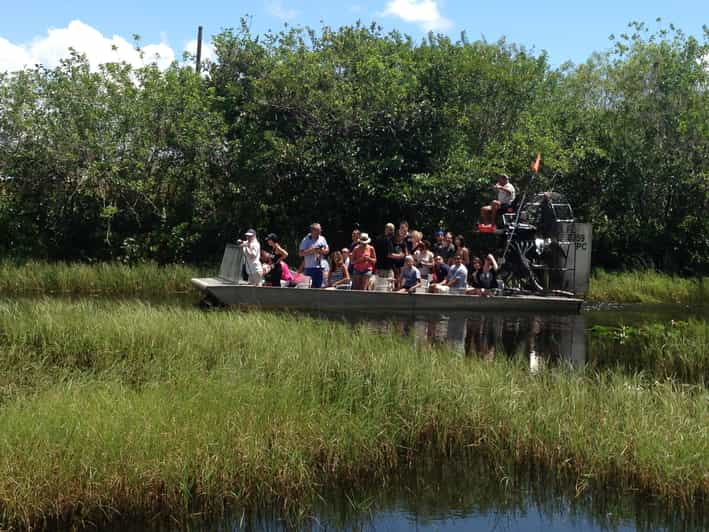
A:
[447,264,468,289]
[400,266,421,289]
[299,234,329,269]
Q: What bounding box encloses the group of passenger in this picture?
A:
[238,220,504,296]
[236,174,518,293]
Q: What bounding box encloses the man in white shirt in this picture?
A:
[298,222,329,288]
[240,229,263,285]
[493,175,516,212]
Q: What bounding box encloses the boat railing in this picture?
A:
[373,276,395,292]
[219,243,246,283]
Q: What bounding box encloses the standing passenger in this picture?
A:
[349,227,362,255]
[432,230,455,262]
[341,248,351,271]
[414,240,434,280]
[374,223,399,281]
[454,234,470,266]
[351,233,377,290]
[239,229,263,285]
[298,223,329,288]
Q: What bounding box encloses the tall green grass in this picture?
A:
[0,300,706,529]
[589,320,709,385]
[588,270,708,305]
[0,261,203,296]
[2,262,707,305]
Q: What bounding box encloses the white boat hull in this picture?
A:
[191,278,584,314]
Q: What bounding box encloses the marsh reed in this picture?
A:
[0,299,706,529]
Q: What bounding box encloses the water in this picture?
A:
[132,459,706,531]
[303,303,707,383]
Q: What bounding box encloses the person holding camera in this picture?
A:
[238,229,263,285]
[298,222,329,288]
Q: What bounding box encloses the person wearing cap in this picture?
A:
[432,230,455,262]
[351,232,377,290]
[239,229,263,285]
[397,255,422,294]
[298,223,329,288]
[266,233,288,262]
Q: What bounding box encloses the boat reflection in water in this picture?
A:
[361,312,587,372]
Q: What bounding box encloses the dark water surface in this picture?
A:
[117,459,706,531]
[299,302,708,383]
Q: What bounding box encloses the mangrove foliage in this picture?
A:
[0,21,707,272]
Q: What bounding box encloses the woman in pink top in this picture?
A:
[350,233,377,290]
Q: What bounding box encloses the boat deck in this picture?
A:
[191,278,584,314]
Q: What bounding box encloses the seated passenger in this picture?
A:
[465,256,483,295]
[260,249,277,286]
[430,255,468,293]
[431,255,450,284]
[467,254,499,296]
[264,233,288,287]
[325,251,351,289]
[397,255,422,294]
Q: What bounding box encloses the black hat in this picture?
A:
[266,233,279,242]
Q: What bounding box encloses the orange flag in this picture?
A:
[531,153,541,174]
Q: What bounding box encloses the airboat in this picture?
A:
[191,193,590,314]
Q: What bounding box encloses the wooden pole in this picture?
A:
[196,26,203,73]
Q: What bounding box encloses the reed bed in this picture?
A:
[0,261,203,296]
[2,261,708,305]
[0,299,706,529]
[587,269,708,305]
[589,320,709,385]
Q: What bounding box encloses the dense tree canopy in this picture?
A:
[0,21,707,272]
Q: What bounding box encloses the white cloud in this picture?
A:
[267,0,298,21]
[0,20,176,73]
[381,0,453,31]
[184,39,216,64]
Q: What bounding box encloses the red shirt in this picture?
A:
[351,244,377,273]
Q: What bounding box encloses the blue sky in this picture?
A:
[1,0,707,71]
